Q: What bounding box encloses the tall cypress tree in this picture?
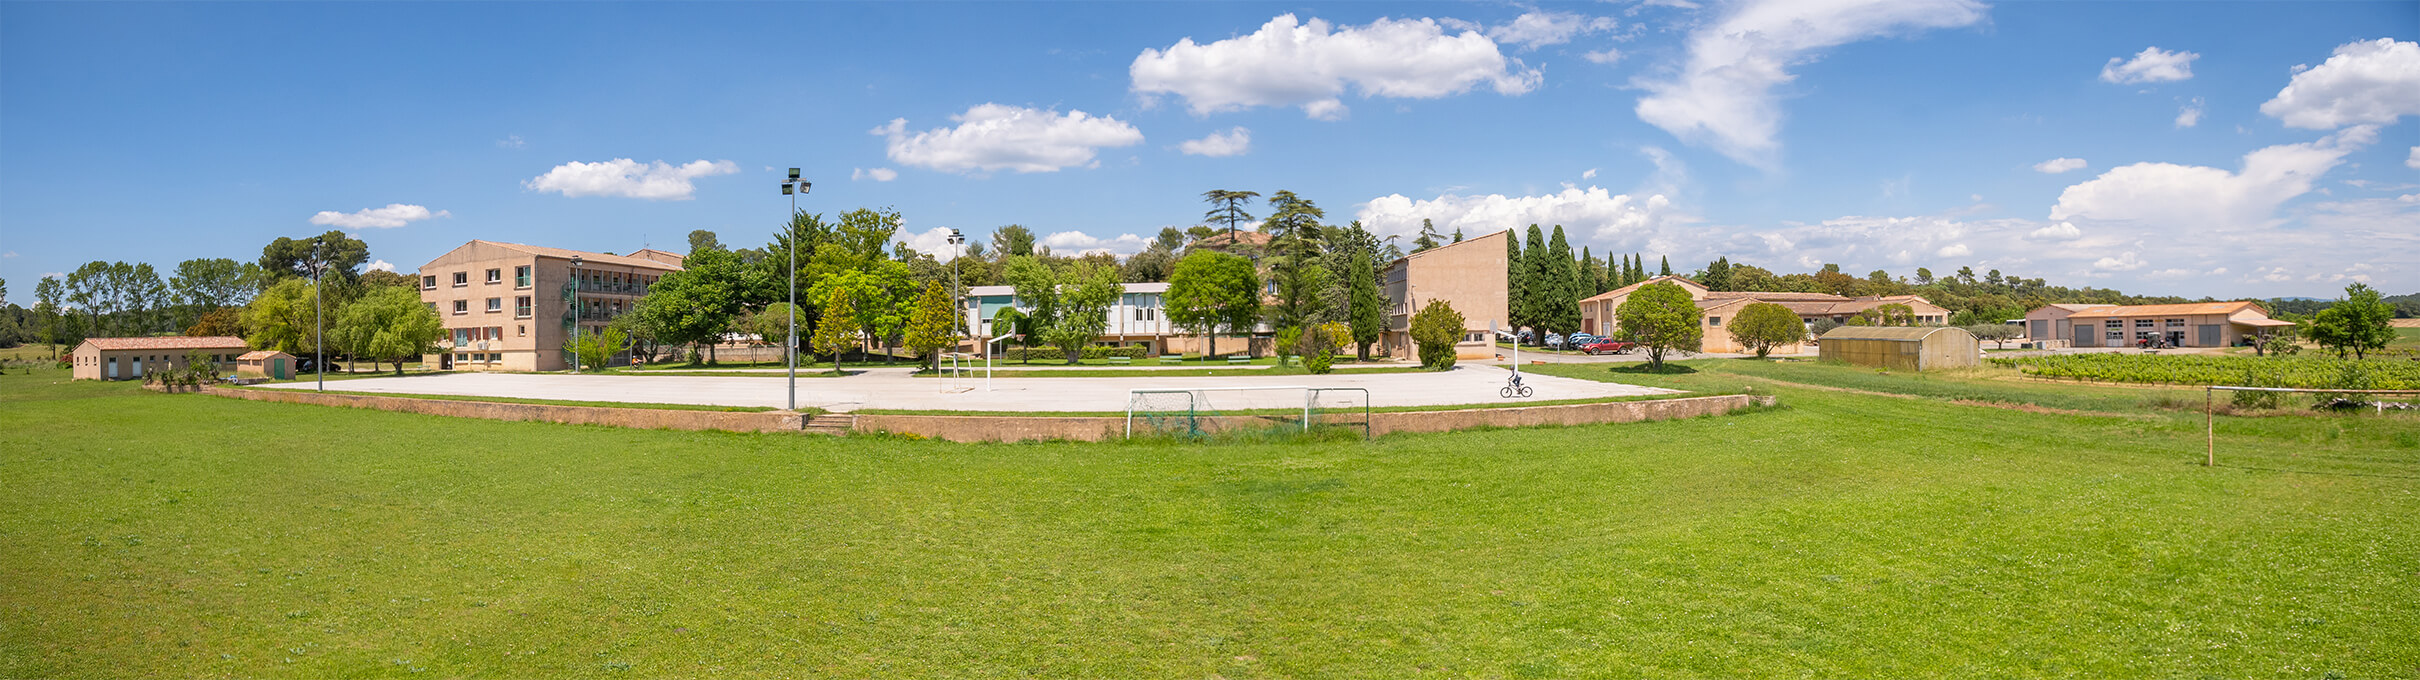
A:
[1660,255,1673,277]
[1503,228,1523,335]
[1520,225,1550,338]
[1546,225,1579,337]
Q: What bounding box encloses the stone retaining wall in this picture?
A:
[198,385,805,433]
[854,394,1775,442]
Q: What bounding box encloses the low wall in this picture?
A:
[854,394,1775,443]
[197,385,805,433]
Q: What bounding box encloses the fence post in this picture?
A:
[2204,386,2214,467]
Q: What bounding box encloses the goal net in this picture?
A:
[2203,385,2420,475]
[1126,386,1371,439]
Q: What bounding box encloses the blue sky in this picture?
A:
[3,1,2414,306]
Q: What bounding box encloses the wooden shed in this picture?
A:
[235,350,295,380]
[1818,326,1979,371]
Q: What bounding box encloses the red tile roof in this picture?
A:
[2066,301,2265,318]
[78,336,249,351]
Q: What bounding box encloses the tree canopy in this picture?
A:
[1727,302,1805,359]
[1616,281,1703,370]
[1166,251,1261,359]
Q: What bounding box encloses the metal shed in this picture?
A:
[1818,326,1979,371]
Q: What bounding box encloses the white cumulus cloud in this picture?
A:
[309,203,451,229]
[524,159,739,200]
[2175,97,2204,128]
[366,260,396,272]
[1936,243,1972,257]
[1633,0,1987,167]
[1178,127,1252,157]
[1357,185,1673,245]
[1584,48,1623,65]
[2033,157,2088,174]
[1131,13,1541,120]
[2049,125,2376,231]
[873,104,1143,174]
[2100,47,2199,84]
[851,167,898,182]
[2028,221,2082,241]
[1041,230,1150,256]
[2409,146,2420,169]
[2261,38,2420,129]
[2092,252,2148,272]
[898,227,970,262]
[1486,11,1618,49]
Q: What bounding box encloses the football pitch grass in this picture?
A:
[2,361,2415,677]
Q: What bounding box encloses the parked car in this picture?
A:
[1545,333,1565,349]
[1577,339,1634,355]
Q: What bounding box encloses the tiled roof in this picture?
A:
[476,241,685,271]
[1704,291,1846,301]
[79,336,248,351]
[236,350,292,360]
[2066,301,2264,318]
[1581,275,1705,303]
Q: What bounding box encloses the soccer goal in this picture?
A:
[1127,386,1371,440]
[2203,385,2420,471]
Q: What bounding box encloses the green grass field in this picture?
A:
[3,361,2416,677]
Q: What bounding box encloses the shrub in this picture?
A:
[1727,302,1805,359]
[995,345,1149,361]
[1411,300,1467,370]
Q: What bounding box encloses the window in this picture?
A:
[486,297,503,313]
[517,325,526,337]
[454,328,472,345]
[2106,328,2124,340]
[452,272,468,287]
[2105,320,2124,329]
[421,275,437,289]
[453,300,469,314]
[485,268,502,284]
[2165,318,2185,328]
[515,266,532,288]
[1708,316,1723,326]
[2135,319,2155,329]
[514,296,532,318]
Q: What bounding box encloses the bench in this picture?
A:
[1158,356,1185,364]
[1108,357,1132,366]
[1226,357,1251,365]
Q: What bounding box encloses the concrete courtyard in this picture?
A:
[262,364,1678,412]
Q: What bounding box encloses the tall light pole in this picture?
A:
[782,169,811,411]
[948,228,964,370]
[308,257,324,392]
[570,255,583,373]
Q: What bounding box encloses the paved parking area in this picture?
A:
[261,364,1677,412]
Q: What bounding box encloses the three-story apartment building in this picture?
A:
[416,240,684,371]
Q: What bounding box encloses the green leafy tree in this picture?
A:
[1659,256,1672,277]
[1166,251,1262,359]
[1701,257,1734,292]
[1262,190,1330,329]
[242,277,318,355]
[809,263,914,363]
[1040,262,1120,364]
[752,302,799,350]
[34,276,72,356]
[1728,302,1806,358]
[633,247,749,363]
[1965,323,2022,349]
[259,230,370,284]
[688,229,723,254]
[1410,299,1467,370]
[1615,281,1703,370]
[1412,218,1441,253]
[332,285,444,374]
[2305,283,2396,359]
[1347,247,1386,360]
[904,281,960,370]
[991,224,1038,258]
[1504,229,1525,335]
[811,285,859,373]
[1201,189,1261,240]
[566,326,629,372]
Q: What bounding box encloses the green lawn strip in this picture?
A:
[1527,359,2191,415]
[4,365,2416,677]
[924,365,1424,378]
[851,393,1695,418]
[227,385,785,412]
[598,369,853,378]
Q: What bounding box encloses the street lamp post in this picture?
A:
[570,255,583,373]
[782,169,811,411]
[948,228,964,374]
[310,259,324,392]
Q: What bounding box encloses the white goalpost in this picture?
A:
[1126,386,1372,439]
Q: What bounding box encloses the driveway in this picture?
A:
[260,364,1677,412]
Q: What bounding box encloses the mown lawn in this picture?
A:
[2,363,2415,678]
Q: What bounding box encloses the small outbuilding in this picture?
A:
[235,350,296,380]
[70,336,249,381]
[1818,326,1979,371]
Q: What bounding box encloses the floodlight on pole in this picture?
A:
[781,169,810,411]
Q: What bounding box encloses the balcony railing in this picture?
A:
[575,309,624,322]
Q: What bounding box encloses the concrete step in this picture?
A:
[803,413,855,436]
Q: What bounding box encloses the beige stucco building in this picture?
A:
[2028,301,2288,348]
[416,241,684,372]
[70,336,247,380]
[1581,275,1952,354]
[1380,230,1510,360]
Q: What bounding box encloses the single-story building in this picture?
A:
[2029,301,2289,348]
[70,336,249,381]
[1819,326,1980,371]
[1582,276,1952,355]
[235,350,296,380]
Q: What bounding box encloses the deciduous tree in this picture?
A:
[333,285,444,375]
[1166,251,1261,359]
[1728,302,1806,358]
[903,281,960,370]
[1410,299,1466,370]
[1615,281,1702,370]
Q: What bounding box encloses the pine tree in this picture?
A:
[1704,256,1733,292]
[1452,228,1465,243]
[1412,218,1441,253]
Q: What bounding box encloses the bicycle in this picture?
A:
[1500,374,1534,399]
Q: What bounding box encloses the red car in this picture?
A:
[1578,339,1634,355]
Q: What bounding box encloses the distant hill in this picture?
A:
[2267,291,2420,318]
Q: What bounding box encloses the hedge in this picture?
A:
[994,345,1152,361]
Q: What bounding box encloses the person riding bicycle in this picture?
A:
[1509,372,1524,388]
